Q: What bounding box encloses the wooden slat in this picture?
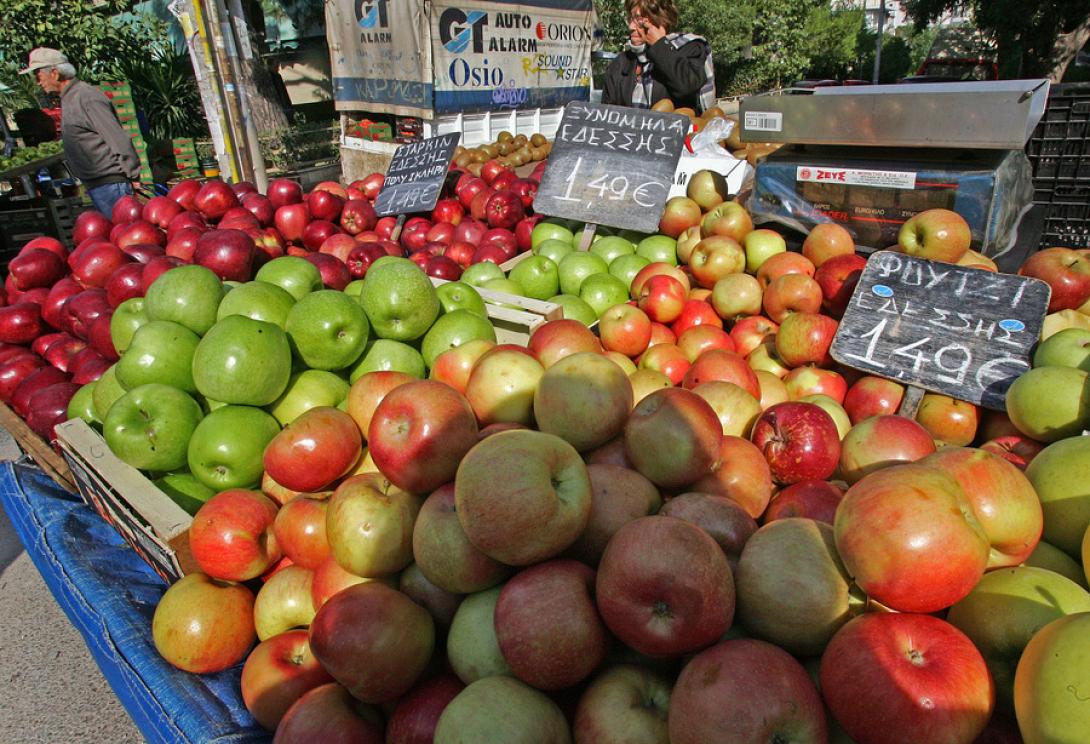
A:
[0,401,76,492]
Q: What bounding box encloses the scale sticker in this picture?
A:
[796,166,917,190]
[744,111,783,132]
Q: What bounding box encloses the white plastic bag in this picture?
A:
[689,117,735,159]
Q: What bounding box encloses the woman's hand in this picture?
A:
[639,19,667,46]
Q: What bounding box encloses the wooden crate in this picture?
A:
[0,401,76,492]
[430,278,564,344]
[54,418,196,583]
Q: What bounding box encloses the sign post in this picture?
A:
[830,251,1051,411]
[534,102,689,235]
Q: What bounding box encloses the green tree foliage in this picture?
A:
[905,0,1090,79]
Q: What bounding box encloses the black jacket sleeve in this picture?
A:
[646,37,710,104]
[601,53,632,107]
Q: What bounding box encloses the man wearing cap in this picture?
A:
[22,48,142,216]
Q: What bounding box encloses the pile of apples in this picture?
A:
[144,186,1090,743]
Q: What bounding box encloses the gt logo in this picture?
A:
[439,8,488,54]
[358,0,389,29]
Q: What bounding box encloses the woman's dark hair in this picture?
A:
[625,0,679,32]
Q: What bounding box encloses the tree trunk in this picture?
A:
[1047,14,1090,82]
[239,55,291,133]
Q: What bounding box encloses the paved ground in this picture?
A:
[0,428,142,743]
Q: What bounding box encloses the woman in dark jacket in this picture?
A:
[602,0,715,113]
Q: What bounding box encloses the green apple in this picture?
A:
[191,315,292,406]
[531,219,575,249]
[534,238,575,265]
[187,404,280,491]
[116,320,201,393]
[285,289,370,371]
[461,261,505,288]
[435,676,569,743]
[547,294,598,326]
[1023,540,1089,589]
[558,252,609,296]
[1026,435,1090,557]
[92,364,127,421]
[636,235,678,266]
[153,470,217,516]
[66,381,99,427]
[609,254,651,290]
[436,281,487,318]
[268,369,351,425]
[580,272,630,317]
[421,309,497,369]
[103,383,204,472]
[743,228,788,273]
[798,394,852,440]
[215,280,296,329]
[144,264,225,336]
[358,256,440,342]
[947,566,1090,714]
[1005,366,1090,442]
[1014,612,1090,744]
[254,255,323,301]
[508,256,560,300]
[446,585,511,683]
[348,339,426,382]
[482,278,526,304]
[110,297,149,354]
[589,235,636,265]
[1033,328,1090,371]
[344,279,365,298]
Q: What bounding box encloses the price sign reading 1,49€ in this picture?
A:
[534,102,690,234]
[373,132,461,218]
[830,251,1051,411]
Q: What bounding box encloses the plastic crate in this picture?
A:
[0,204,51,261]
[1026,83,1090,247]
[47,196,93,246]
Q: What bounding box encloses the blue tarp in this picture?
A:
[0,460,269,744]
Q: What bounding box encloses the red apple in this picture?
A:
[193,180,239,221]
[763,479,844,524]
[306,189,345,223]
[241,629,333,731]
[802,222,856,267]
[750,401,841,484]
[898,208,972,264]
[815,252,867,317]
[273,683,384,744]
[658,196,702,238]
[1018,246,1090,312]
[774,312,838,367]
[624,387,722,488]
[189,489,282,582]
[72,211,113,245]
[839,414,937,484]
[152,572,256,674]
[264,407,362,493]
[275,203,311,245]
[843,376,905,424]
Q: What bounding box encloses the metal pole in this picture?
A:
[872,1,886,84]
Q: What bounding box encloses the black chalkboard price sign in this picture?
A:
[373,132,461,218]
[830,251,1051,410]
[533,102,689,234]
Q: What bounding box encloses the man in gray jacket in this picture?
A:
[22,48,142,217]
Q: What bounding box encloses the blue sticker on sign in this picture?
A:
[872,284,894,298]
[999,319,1025,332]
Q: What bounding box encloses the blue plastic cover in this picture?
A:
[0,461,269,744]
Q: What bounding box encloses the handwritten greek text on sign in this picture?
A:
[830,251,1051,410]
[374,132,461,217]
[534,102,688,233]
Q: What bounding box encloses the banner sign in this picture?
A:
[430,0,596,114]
[326,0,433,117]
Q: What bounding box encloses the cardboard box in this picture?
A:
[55,419,196,583]
[668,154,750,199]
[750,145,1034,257]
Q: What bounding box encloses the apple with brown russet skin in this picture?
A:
[843,375,904,424]
[573,664,671,744]
[750,401,841,485]
[670,638,828,744]
[820,613,994,744]
[273,683,384,744]
[624,387,722,488]
[839,414,937,484]
[413,482,510,594]
[152,572,256,674]
[658,492,758,571]
[189,489,282,582]
[922,446,1043,568]
[240,629,333,732]
[835,463,990,613]
[564,463,661,566]
[455,429,592,566]
[309,581,434,703]
[494,559,609,690]
[596,515,735,657]
[1019,246,1090,312]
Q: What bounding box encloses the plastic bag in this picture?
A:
[689,117,735,158]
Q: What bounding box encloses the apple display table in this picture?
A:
[0,460,268,743]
